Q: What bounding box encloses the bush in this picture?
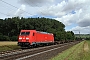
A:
[3,36,10,41]
[10,36,18,41]
[0,35,4,41]
[0,33,11,41]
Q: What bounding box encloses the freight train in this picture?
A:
[18,30,54,48]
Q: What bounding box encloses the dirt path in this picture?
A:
[83,41,89,52]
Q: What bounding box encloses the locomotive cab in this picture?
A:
[18,30,35,47]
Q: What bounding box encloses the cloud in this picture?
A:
[38,0,90,17]
[1,0,90,34]
[38,1,67,17]
[18,0,54,7]
[77,8,90,27]
[63,0,87,12]
[14,4,26,17]
[54,13,76,26]
[31,0,90,34]
[70,26,90,34]
[37,0,90,34]
[77,14,90,27]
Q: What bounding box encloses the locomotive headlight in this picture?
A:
[19,37,22,40]
[26,38,29,40]
[26,38,29,42]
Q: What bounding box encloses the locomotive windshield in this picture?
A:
[20,32,30,35]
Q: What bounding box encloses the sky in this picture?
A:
[0,0,90,34]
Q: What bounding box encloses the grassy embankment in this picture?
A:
[0,41,20,52]
[50,40,90,60]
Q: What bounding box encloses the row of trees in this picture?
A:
[0,17,75,41]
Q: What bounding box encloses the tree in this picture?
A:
[0,17,75,41]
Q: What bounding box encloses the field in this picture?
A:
[51,40,90,60]
[0,41,20,52]
[0,41,17,46]
[75,34,90,38]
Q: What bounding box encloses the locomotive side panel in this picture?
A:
[35,32,54,43]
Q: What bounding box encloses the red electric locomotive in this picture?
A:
[18,30,54,47]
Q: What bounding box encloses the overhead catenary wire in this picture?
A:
[0,0,32,16]
[0,5,15,11]
[0,0,48,18]
[16,0,47,17]
[0,3,16,16]
[0,12,10,16]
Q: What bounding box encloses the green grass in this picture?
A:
[0,41,20,52]
[0,45,20,52]
[50,40,90,60]
[79,40,90,60]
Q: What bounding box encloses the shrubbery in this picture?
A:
[10,36,18,41]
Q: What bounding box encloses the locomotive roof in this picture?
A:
[37,31,53,34]
[21,30,53,34]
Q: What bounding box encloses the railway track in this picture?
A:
[0,41,80,60]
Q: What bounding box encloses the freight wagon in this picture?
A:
[18,30,54,48]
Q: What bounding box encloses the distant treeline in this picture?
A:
[0,17,75,41]
[75,34,90,40]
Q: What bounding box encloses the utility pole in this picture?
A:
[73,30,80,40]
[79,31,80,40]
